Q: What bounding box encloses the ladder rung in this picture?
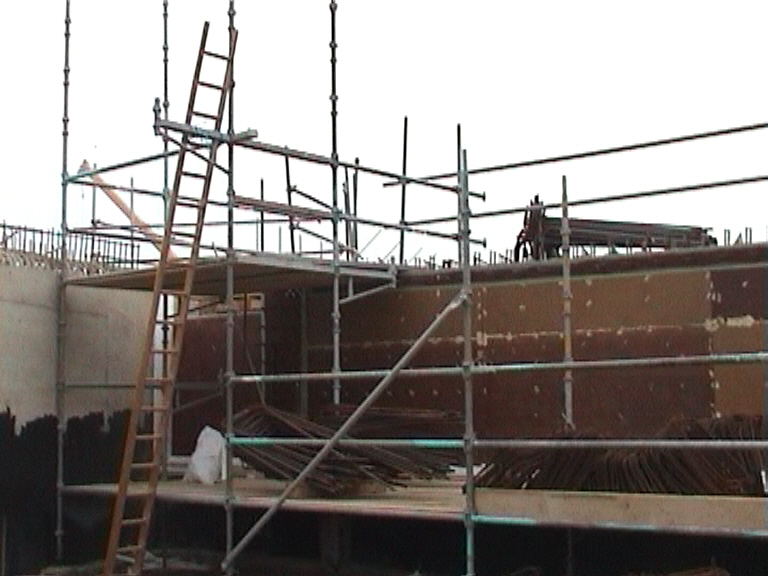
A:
[131,462,157,470]
[136,433,163,442]
[116,554,137,566]
[198,80,224,91]
[151,348,180,355]
[204,50,229,61]
[176,195,203,207]
[170,230,197,239]
[160,289,188,298]
[145,376,172,384]
[117,545,142,555]
[192,110,219,121]
[125,489,153,499]
[169,260,195,269]
[121,517,147,527]
[155,317,183,325]
[141,404,169,412]
[182,170,207,179]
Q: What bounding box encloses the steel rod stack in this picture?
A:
[475,415,766,496]
[231,403,455,496]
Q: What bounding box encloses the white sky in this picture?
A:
[1,1,767,263]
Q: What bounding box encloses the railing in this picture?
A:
[0,222,141,270]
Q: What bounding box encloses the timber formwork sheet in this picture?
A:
[63,478,768,539]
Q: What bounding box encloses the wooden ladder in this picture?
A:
[103,21,237,576]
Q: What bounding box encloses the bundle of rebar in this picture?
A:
[231,403,455,496]
[317,403,463,440]
[476,415,764,496]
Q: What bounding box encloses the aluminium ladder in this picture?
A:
[103,22,237,576]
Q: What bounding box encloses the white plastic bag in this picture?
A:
[184,426,225,485]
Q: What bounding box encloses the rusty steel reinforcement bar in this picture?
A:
[383,120,768,185]
[231,351,768,385]
[221,290,465,571]
[234,139,485,198]
[407,173,768,227]
[229,437,768,451]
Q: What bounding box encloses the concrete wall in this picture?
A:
[0,264,151,431]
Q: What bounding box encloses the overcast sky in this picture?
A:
[1,1,767,262]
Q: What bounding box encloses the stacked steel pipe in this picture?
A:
[476,415,764,496]
[231,403,458,496]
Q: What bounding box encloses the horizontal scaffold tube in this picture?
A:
[236,139,485,198]
[231,352,768,385]
[229,437,768,451]
[66,150,181,181]
[385,121,768,185]
[408,174,768,226]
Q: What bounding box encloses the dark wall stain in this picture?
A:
[0,409,132,575]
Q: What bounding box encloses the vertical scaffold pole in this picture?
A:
[225,1,237,574]
[459,144,476,576]
[259,178,265,251]
[561,176,574,430]
[329,0,341,405]
[456,125,462,265]
[285,157,296,254]
[762,236,768,512]
[162,0,170,212]
[160,5,171,567]
[56,0,72,561]
[353,158,359,258]
[160,0,172,469]
[398,116,408,265]
[160,0,172,399]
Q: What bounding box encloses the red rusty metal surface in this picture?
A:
[710,265,767,319]
[175,244,766,447]
[711,322,764,416]
[173,289,301,454]
[397,244,767,288]
[307,326,712,438]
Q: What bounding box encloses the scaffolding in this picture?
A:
[54,2,768,576]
